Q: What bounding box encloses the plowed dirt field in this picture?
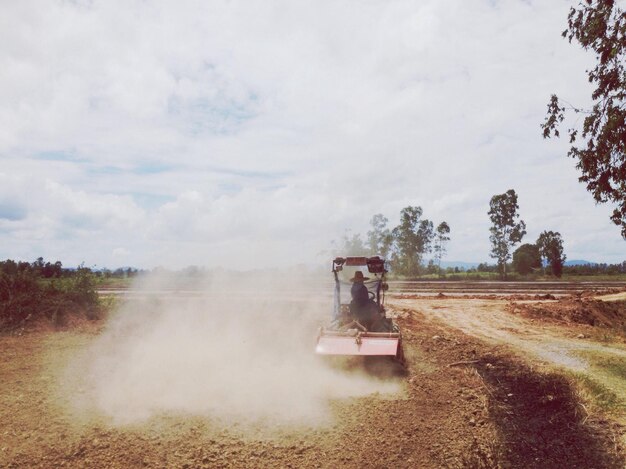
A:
[2,286,626,468]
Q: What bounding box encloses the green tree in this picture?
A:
[391,206,434,277]
[0,259,18,276]
[340,232,368,256]
[32,257,44,275]
[512,243,542,275]
[366,214,393,258]
[542,1,626,238]
[537,231,566,278]
[42,261,63,278]
[433,221,451,275]
[426,259,437,275]
[488,190,526,279]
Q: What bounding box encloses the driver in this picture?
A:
[350,270,376,327]
[350,270,370,307]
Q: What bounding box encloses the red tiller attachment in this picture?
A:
[315,329,402,357]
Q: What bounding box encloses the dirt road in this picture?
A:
[394,297,626,371]
[1,291,625,468]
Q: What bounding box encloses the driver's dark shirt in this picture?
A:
[351,282,369,306]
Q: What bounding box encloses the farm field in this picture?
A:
[2,281,626,468]
[389,280,626,298]
[97,279,626,297]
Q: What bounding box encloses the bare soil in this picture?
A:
[512,297,626,334]
[2,288,626,468]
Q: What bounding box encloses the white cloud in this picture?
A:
[0,0,623,268]
[112,247,130,259]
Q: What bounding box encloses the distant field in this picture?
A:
[94,277,135,289]
[96,278,626,301]
[389,280,626,298]
[406,273,626,282]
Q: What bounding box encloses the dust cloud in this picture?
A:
[67,271,399,428]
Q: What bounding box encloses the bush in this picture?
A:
[0,268,101,332]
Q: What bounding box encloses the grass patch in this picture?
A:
[575,350,626,382]
[566,350,626,418]
[593,356,626,381]
[588,331,621,344]
[94,277,135,289]
[570,372,622,412]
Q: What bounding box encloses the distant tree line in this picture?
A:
[1,257,64,278]
[563,262,626,276]
[0,258,141,279]
[337,192,619,281]
[473,261,626,277]
[335,206,451,278]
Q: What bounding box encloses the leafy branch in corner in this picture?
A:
[542,0,626,237]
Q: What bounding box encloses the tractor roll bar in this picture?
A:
[332,256,386,273]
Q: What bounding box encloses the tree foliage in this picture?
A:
[488,189,527,279]
[433,221,451,273]
[391,206,435,277]
[537,231,567,278]
[366,214,393,258]
[337,232,368,256]
[333,207,449,277]
[512,243,542,275]
[542,0,626,237]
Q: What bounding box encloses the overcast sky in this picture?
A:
[0,0,624,270]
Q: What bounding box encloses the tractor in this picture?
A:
[315,256,405,366]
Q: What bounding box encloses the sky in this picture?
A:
[0,0,624,270]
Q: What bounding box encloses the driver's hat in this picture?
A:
[350,271,369,282]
